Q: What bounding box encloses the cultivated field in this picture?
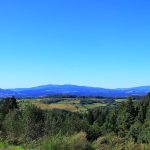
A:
[18,97,108,112]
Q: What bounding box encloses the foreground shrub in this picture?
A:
[93,133,124,150]
[2,110,23,144]
[41,132,92,150]
[68,132,92,150]
[42,134,68,150]
[0,140,24,150]
[22,105,45,142]
[124,139,150,150]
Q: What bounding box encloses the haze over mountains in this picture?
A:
[0,84,150,98]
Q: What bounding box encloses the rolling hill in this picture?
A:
[0,84,150,98]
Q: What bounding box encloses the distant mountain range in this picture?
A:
[0,84,150,98]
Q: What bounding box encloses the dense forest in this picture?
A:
[1,94,150,149]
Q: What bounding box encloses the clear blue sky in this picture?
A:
[0,0,150,89]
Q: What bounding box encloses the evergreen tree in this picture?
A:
[0,97,18,119]
[124,97,135,130]
[87,110,94,125]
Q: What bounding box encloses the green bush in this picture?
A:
[2,110,23,144]
[93,133,124,150]
[41,132,92,150]
[68,132,91,150]
[41,134,69,150]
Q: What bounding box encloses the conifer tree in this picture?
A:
[124,97,135,129]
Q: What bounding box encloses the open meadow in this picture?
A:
[18,97,109,112]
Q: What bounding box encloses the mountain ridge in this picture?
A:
[0,84,150,98]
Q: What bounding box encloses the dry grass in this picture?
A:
[20,98,108,112]
[33,103,77,111]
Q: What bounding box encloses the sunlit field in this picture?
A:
[18,98,108,112]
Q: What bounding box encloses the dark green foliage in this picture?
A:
[22,105,45,141]
[124,97,136,130]
[0,97,18,137]
[103,109,118,133]
[2,110,23,144]
[87,110,94,125]
[0,97,18,117]
[42,98,62,104]
[136,102,145,123]
[127,121,142,142]
[2,94,150,149]
[146,92,150,101]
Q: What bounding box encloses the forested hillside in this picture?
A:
[1,94,150,149]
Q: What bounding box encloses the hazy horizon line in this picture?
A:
[1,83,150,90]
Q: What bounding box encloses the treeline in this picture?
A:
[1,94,150,149]
[46,94,107,99]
